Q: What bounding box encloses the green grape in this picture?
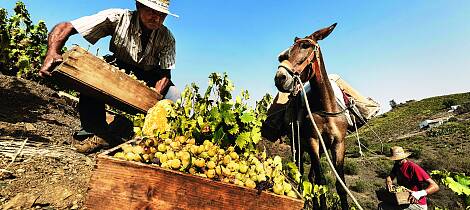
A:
[170,141,180,150]
[197,145,205,154]
[194,158,206,168]
[273,184,284,195]
[287,190,297,198]
[167,150,175,160]
[122,144,133,154]
[207,148,217,157]
[283,181,292,193]
[257,173,267,182]
[207,160,216,169]
[239,163,249,174]
[114,152,126,160]
[223,155,232,166]
[206,169,216,179]
[157,143,167,152]
[200,152,209,159]
[215,166,223,176]
[160,154,168,163]
[229,151,239,160]
[245,179,256,189]
[170,159,181,169]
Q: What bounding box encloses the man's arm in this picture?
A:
[154,69,171,98]
[409,178,439,203]
[385,175,394,191]
[39,22,77,77]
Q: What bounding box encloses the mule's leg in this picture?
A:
[306,138,327,210]
[331,140,349,210]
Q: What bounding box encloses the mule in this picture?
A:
[265,23,350,210]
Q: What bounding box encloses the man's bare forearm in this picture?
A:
[155,69,171,97]
[47,22,77,55]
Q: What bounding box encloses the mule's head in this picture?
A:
[274,23,337,93]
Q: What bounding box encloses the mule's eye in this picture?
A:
[301,42,310,49]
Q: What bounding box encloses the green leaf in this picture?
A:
[302,181,313,198]
[240,112,255,124]
[455,174,470,187]
[443,176,470,195]
[251,126,261,144]
[235,132,250,149]
[213,127,225,144]
[228,124,239,135]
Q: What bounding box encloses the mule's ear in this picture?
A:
[294,37,300,42]
[307,23,337,41]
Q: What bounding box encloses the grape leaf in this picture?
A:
[251,126,261,144]
[240,112,255,124]
[235,132,250,149]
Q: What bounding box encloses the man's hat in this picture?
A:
[388,146,411,161]
[136,0,179,18]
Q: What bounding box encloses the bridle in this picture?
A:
[278,38,350,117]
[278,38,321,84]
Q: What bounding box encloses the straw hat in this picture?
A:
[136,0,179,17]
[388,146,411,161]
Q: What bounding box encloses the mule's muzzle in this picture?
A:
[275,68,294,93]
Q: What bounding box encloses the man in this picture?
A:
[379,146,440,210]
[39,0,180,153]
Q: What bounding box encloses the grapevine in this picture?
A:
[0,1,48,79]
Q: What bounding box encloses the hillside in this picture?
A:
[342,92,470,209]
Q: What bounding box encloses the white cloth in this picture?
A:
[71,9,176,71]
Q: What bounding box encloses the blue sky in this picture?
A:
[2,1,470,112]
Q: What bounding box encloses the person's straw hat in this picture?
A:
[136,0,179,18]
[388,146,411,161]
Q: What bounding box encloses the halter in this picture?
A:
[278,38,321,82]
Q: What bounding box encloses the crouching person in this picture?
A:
[378,146,439,210]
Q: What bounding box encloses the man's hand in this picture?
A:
[408,190,426,204]
[39,53,63,77]
[385,176,394,192]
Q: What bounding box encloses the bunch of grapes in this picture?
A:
[389,185,408,193]
[113,136,298,198]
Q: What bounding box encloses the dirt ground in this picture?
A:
[0,74,93,209]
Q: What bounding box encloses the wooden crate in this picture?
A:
[52,46,162,113]
[376,188,410,205]
[85,140,305,210]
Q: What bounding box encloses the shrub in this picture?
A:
[442,99,457,109]
[351,180,367,193]
[343,159,359,175]
[0,1,48,79]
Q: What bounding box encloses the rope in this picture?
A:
[352,116,364,157]
[364,121,385,154]
[295,76,364,210]
[291,122,297,164]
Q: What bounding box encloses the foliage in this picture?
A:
[343,159,359,175]
[431,170,470,208]
[0,1,48,79]
[426,122,470,137]
[442,99,457,109]
[150,72,274,151]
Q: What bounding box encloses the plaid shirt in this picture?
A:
[71,9,175,71]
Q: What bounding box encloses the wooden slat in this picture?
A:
[52,46,162,113]
[85,143,304,210]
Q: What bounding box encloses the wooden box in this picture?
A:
[52,46,162,113]
[376,188,410,205]
[84,140,304,210]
